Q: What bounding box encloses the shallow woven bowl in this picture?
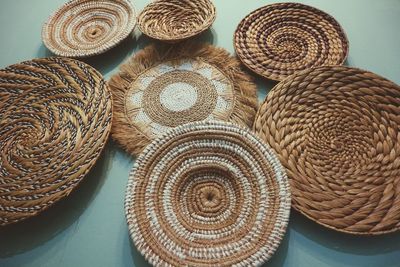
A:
[234,2,349,81]
[42,0,136,58]
[254,66,400,235]
[138,0,216,42]
[0,57,112,226]
[125,121,291,266]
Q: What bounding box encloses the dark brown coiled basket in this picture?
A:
[254,66,400,235]
[234,2,349,81]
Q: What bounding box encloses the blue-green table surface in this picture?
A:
[0,0,400,266]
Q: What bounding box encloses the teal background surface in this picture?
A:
[0,0,400,266]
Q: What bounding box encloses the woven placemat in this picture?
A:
[138,0,216,42]
[108,41,258,156]
[42,0,136,58]
[234,3,349,81]
[0,57,112,226]
[254,66,400,235]
[125,121,291,266]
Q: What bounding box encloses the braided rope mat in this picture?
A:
[254,66,400,235]
[42,0,136,58]
[0,57,112,226]
[138,0,216,42]
[125,121,291,266]
[108,42,258,156]
[234,3,349,81]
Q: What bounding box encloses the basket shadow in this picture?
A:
[0,142,112,258]
[290,210,400,256]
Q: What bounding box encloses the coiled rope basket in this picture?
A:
[254,66,400,235]
[125,121,291,266]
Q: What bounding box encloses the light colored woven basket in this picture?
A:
[254,66,400,235]
[234,2,349,81]
[0,57,112,226]
[108,41,258,157]
[138,0,216,42]
[42,0,136,58]
[125,121,291,266]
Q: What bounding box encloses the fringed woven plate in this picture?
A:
[0,57,112,226]
[254,66,400,235]
[234,2,349,81]
[125,121,291,266]
[108,41,258,156]
[42,0,136,57]
[138,0,216,42]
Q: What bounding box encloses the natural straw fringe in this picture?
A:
[108,41,258,156]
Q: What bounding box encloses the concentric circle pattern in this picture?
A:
[234,3,349,81]
[254,66,400,235]
[0,57,112,225]
[138,0,216,42]
[125,121,291,266]
[42,0,136,57]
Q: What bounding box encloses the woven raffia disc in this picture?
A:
[125,121,291,266]
[0,57,112,226]
[234,3,349,81]
[108,41,258,156]
[138,0,216,42]
[254,66,400,235]
[42,0,136,57]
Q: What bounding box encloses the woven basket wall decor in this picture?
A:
[234,3,349,81]
[138,0,216,42]
[125,121,291,266]
[42,0,136,58]
[0,57,112,226]
[108,41,258,156]
[254,66,400,235]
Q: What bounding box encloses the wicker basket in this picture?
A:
[138,0,216,42]
[0,57,112,226]
[108,41,258,157]
[42,0,136,57]
[125,121,291,266]
[234,3,349,81]
[254,66,400,235]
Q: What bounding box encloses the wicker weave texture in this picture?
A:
[234,3,349,81]
[108,42,258,157]
[138,0,216,42]
[125,121,291,266]
[254,66,400,235]
[0,57,112,226]
[42,0,136,57]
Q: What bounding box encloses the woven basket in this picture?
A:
[138,0,216,42]
[108,41,258,157]
[254,66,400,235]
[0,57,112,226]
[42,0,136,58]
[125,121,291,266]
[234,3,349,81]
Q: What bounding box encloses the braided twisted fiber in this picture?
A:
[125,121,291,266]
[138,0,216,42]
[254,66,400,235]
[234,2,349,81]
[0,57,112,226]
[42,0,136,57]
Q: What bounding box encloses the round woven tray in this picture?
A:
[0,57,112,226]
[234,3,349,81]
[254,66,400,235]
[108,41,258,156]
[125,121,291,266]
[138,0,216,42]
[42,0,136,58]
